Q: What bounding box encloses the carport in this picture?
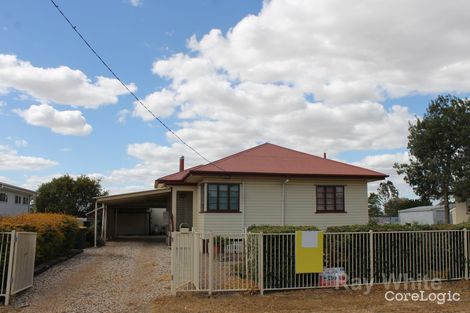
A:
[93,188,172,246]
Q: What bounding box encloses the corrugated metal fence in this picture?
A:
[0,231,37,305]
[171,229,470,295]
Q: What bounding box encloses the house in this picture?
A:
[0,182,36,216]
[398,204,455,225]
[450,200,470,224]
[94,143,387,241]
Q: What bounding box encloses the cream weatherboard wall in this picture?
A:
[192,177,369,233]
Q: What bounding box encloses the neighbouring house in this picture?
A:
[398,204,456,225]
[0,182,36,216]
[94,143,387,241]
[450,200,470,224]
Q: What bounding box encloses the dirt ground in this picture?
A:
[154,281,470,313]
[1,239,171,313]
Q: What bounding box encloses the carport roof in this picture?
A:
[95,188,171,208]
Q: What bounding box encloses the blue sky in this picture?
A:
[1,0,469,196]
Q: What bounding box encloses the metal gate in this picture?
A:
[171,232,261,295]
[0,231,37,305]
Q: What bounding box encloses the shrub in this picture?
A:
[0,213,80,265]
[85,225,104,247]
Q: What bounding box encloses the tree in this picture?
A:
[368,192,383,217]
[395,95,470,223]
[368,181,399,217]
[35,174,107,216]
[383,197,432,217]
[377,181,399,207]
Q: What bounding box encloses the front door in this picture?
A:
[176,191,193,230]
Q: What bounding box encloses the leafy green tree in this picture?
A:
[368,181,399,217]
[35,174,107,216]
[377,181,399,207]
[368,192,383,217]
[383,197,432,217]
[395,94,470,223]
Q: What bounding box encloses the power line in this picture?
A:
[49,0,225,171]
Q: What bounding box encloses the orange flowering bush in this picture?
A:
[0,213,80,265]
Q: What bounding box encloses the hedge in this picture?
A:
[0,213,80,265]
[326,222,470,233]
[247,225,320,233]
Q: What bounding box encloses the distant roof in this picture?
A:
[157,143,388,184]
[400,204,456,213]
[0,182,36,194]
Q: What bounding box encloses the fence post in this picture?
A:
[369,230,374,285]
[5,230,16,306]
[464,228,468,280]
[170,232,176,296]
[258,233,264,295]
[208,233,213,296]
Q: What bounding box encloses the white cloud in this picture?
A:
[133,89,178,121]
[0,176,14,184]
[6,136,28,147]
[15,104,93,136]
[106,142,192,186]
[0,54,136,108]
[124,0,470,196]
[128,0,142,7]
[0,145,57,171]
[353,152,415,198]
[14,139,28,147]
[0,100,6,115]
[117,109,130,124]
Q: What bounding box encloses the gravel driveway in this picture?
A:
[9,239,171,313]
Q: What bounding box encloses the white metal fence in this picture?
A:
[171,229,470,295]
[0,231,37,305]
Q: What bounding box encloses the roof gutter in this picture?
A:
[157,171,388,184]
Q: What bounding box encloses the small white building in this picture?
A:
[0,182,36,216]
[399,205,453,225]
[450,199,470,224]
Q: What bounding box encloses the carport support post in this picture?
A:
[101,205,105,240]
[94,202,97,248]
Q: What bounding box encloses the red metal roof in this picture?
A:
[157,143,388,183]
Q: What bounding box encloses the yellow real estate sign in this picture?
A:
[295,231,324,273]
